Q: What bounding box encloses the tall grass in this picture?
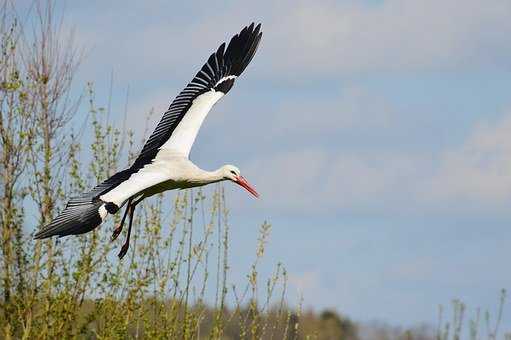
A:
[436,290,510,340]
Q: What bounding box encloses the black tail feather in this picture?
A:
[34,199,104,239]
[34,168,133,239]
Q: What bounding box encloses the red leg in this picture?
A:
[111,197,133,241]
[118,196,144,259]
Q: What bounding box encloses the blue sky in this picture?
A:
[36,0,511,328]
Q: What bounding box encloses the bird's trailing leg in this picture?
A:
[117,196,144,259]
[111,197,133,241]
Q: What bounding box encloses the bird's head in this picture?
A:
[221,165,259,198]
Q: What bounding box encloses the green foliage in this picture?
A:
[437,290,510,340]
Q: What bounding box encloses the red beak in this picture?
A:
[234,175,259,198]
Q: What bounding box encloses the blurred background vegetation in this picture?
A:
[0,1,508,339]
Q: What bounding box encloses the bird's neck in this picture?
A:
[193,168,225,185]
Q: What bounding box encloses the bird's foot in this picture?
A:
[117,243,129,260]
[111,225,123,242]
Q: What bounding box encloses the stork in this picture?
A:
[34,23,262,259]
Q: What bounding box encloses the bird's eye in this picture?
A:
[230,170,237,175]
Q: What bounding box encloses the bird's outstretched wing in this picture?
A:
[133,22,262,166]
[98,23,262,207]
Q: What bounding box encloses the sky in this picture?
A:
[24,0,511,328]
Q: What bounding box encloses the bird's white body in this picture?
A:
[100,152,221,206]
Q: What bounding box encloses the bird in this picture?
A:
[34,23,262,259]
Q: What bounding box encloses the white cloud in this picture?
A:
[289,271,320,295]
[423,114,511,210]
[244,149,427,214]
[244,111,511,215]
[71,0,511,84]
[267,86,394,137]
[266,0,511,76]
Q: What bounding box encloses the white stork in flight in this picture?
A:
[35,23,262,259]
